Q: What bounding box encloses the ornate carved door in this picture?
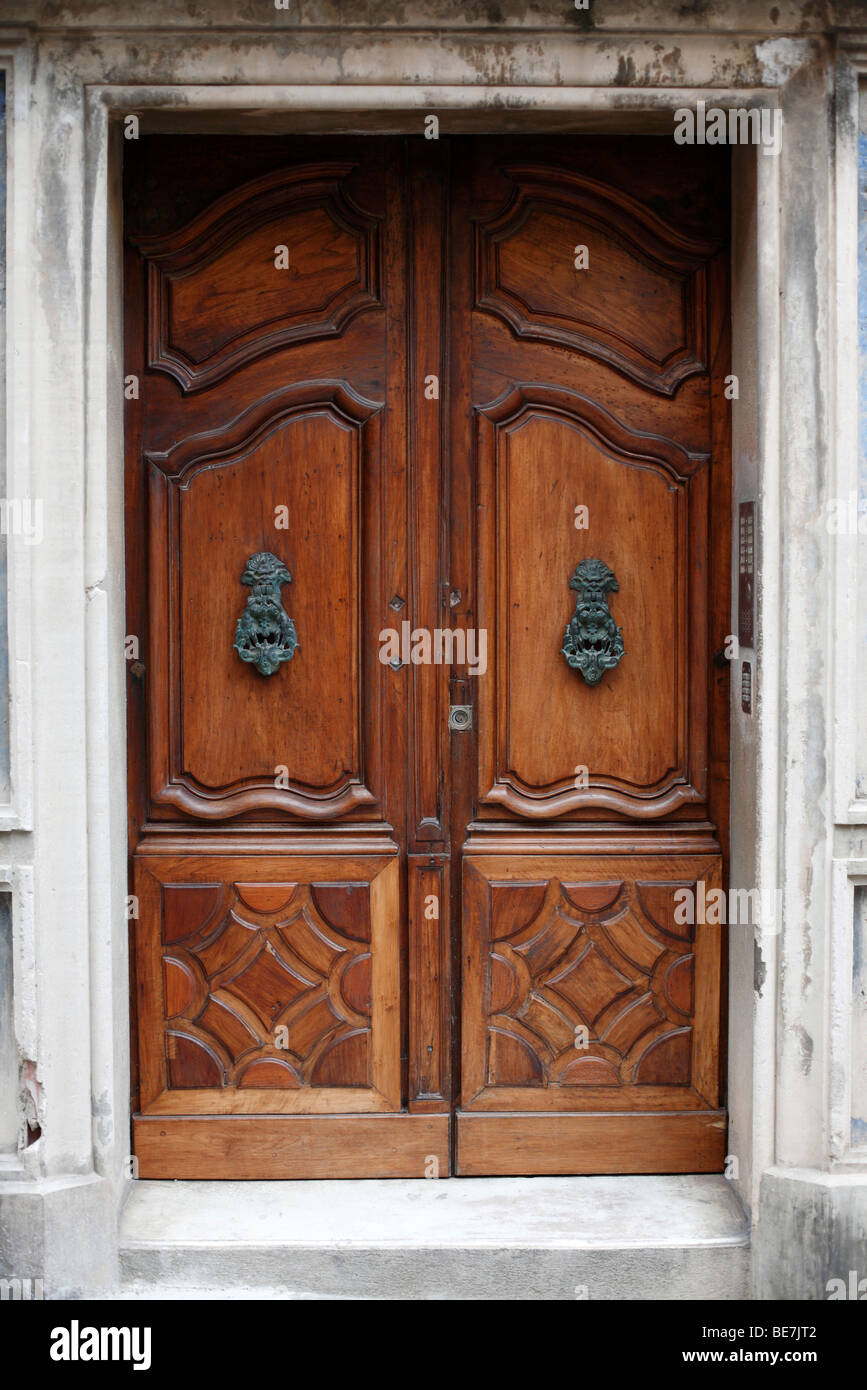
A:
[449,138,731,1174]
[125,134,729,1178]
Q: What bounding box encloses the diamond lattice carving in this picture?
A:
[161,881,372,1089]
[487,879,695,1088]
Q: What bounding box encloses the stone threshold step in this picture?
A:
[118,1174,750,1301]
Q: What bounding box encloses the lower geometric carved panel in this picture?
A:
[134,854,400,1118]
[162,880,373,1092]
[461,855,725,1123]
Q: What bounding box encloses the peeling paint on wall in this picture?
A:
[792,1022,814,1076]
[754,939,767,996]
[19,1057,42,1146]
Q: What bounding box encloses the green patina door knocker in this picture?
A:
[233,551,298,677]
[561,556,625,686]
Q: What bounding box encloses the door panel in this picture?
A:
[145,382,382,819]
[473,164,710,394]
[451,137,730,1175]
[460,855,723,1152]
[125,137,424,1179]
[132,854,414,1177]
[407,854,451,1110]
[456,1112,726,1178]
[139,162,382,393]
[133,1114,450,1181]
[134,855,399,1116]
[474,384,711,819]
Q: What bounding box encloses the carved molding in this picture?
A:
[475,165,715,396]
[475,383,709,821]
[476,383,707,481]
[460,856,722,1113]
[134,855,401,1116]
[484,877,697,1091]
[132,163,382,393]
[161,880,373,1090]
[147,381,382,821]
[482,779,705,821]
[146,379,380,479]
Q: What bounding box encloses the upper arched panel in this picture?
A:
[132,163,383,394]
[474,165,718,397]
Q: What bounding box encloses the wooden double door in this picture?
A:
[125,134,731,1178]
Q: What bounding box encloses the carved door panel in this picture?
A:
[125,135,729,1179]
[125,137,448,1177]
[449,138,730,1174]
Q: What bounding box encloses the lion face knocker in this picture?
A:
[561,557,625,686]
[233,551,298,677]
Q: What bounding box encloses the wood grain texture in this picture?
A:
[132,163,382,393]
[475,165,715,395]
[463,137,728,837]
[128,141,395,833]
[126,138,413,1175]
[408,140,449,845]
[474,383,711,820]
[408,854,451,1109]
[461,855,723,1114]
[134,855,400,1115]
[146,382,382,820]
[455,1110,727,1176]
[451,135,729,1174]
[134,1114,449,1179]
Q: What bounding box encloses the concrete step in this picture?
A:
[118,1174,750,1300]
